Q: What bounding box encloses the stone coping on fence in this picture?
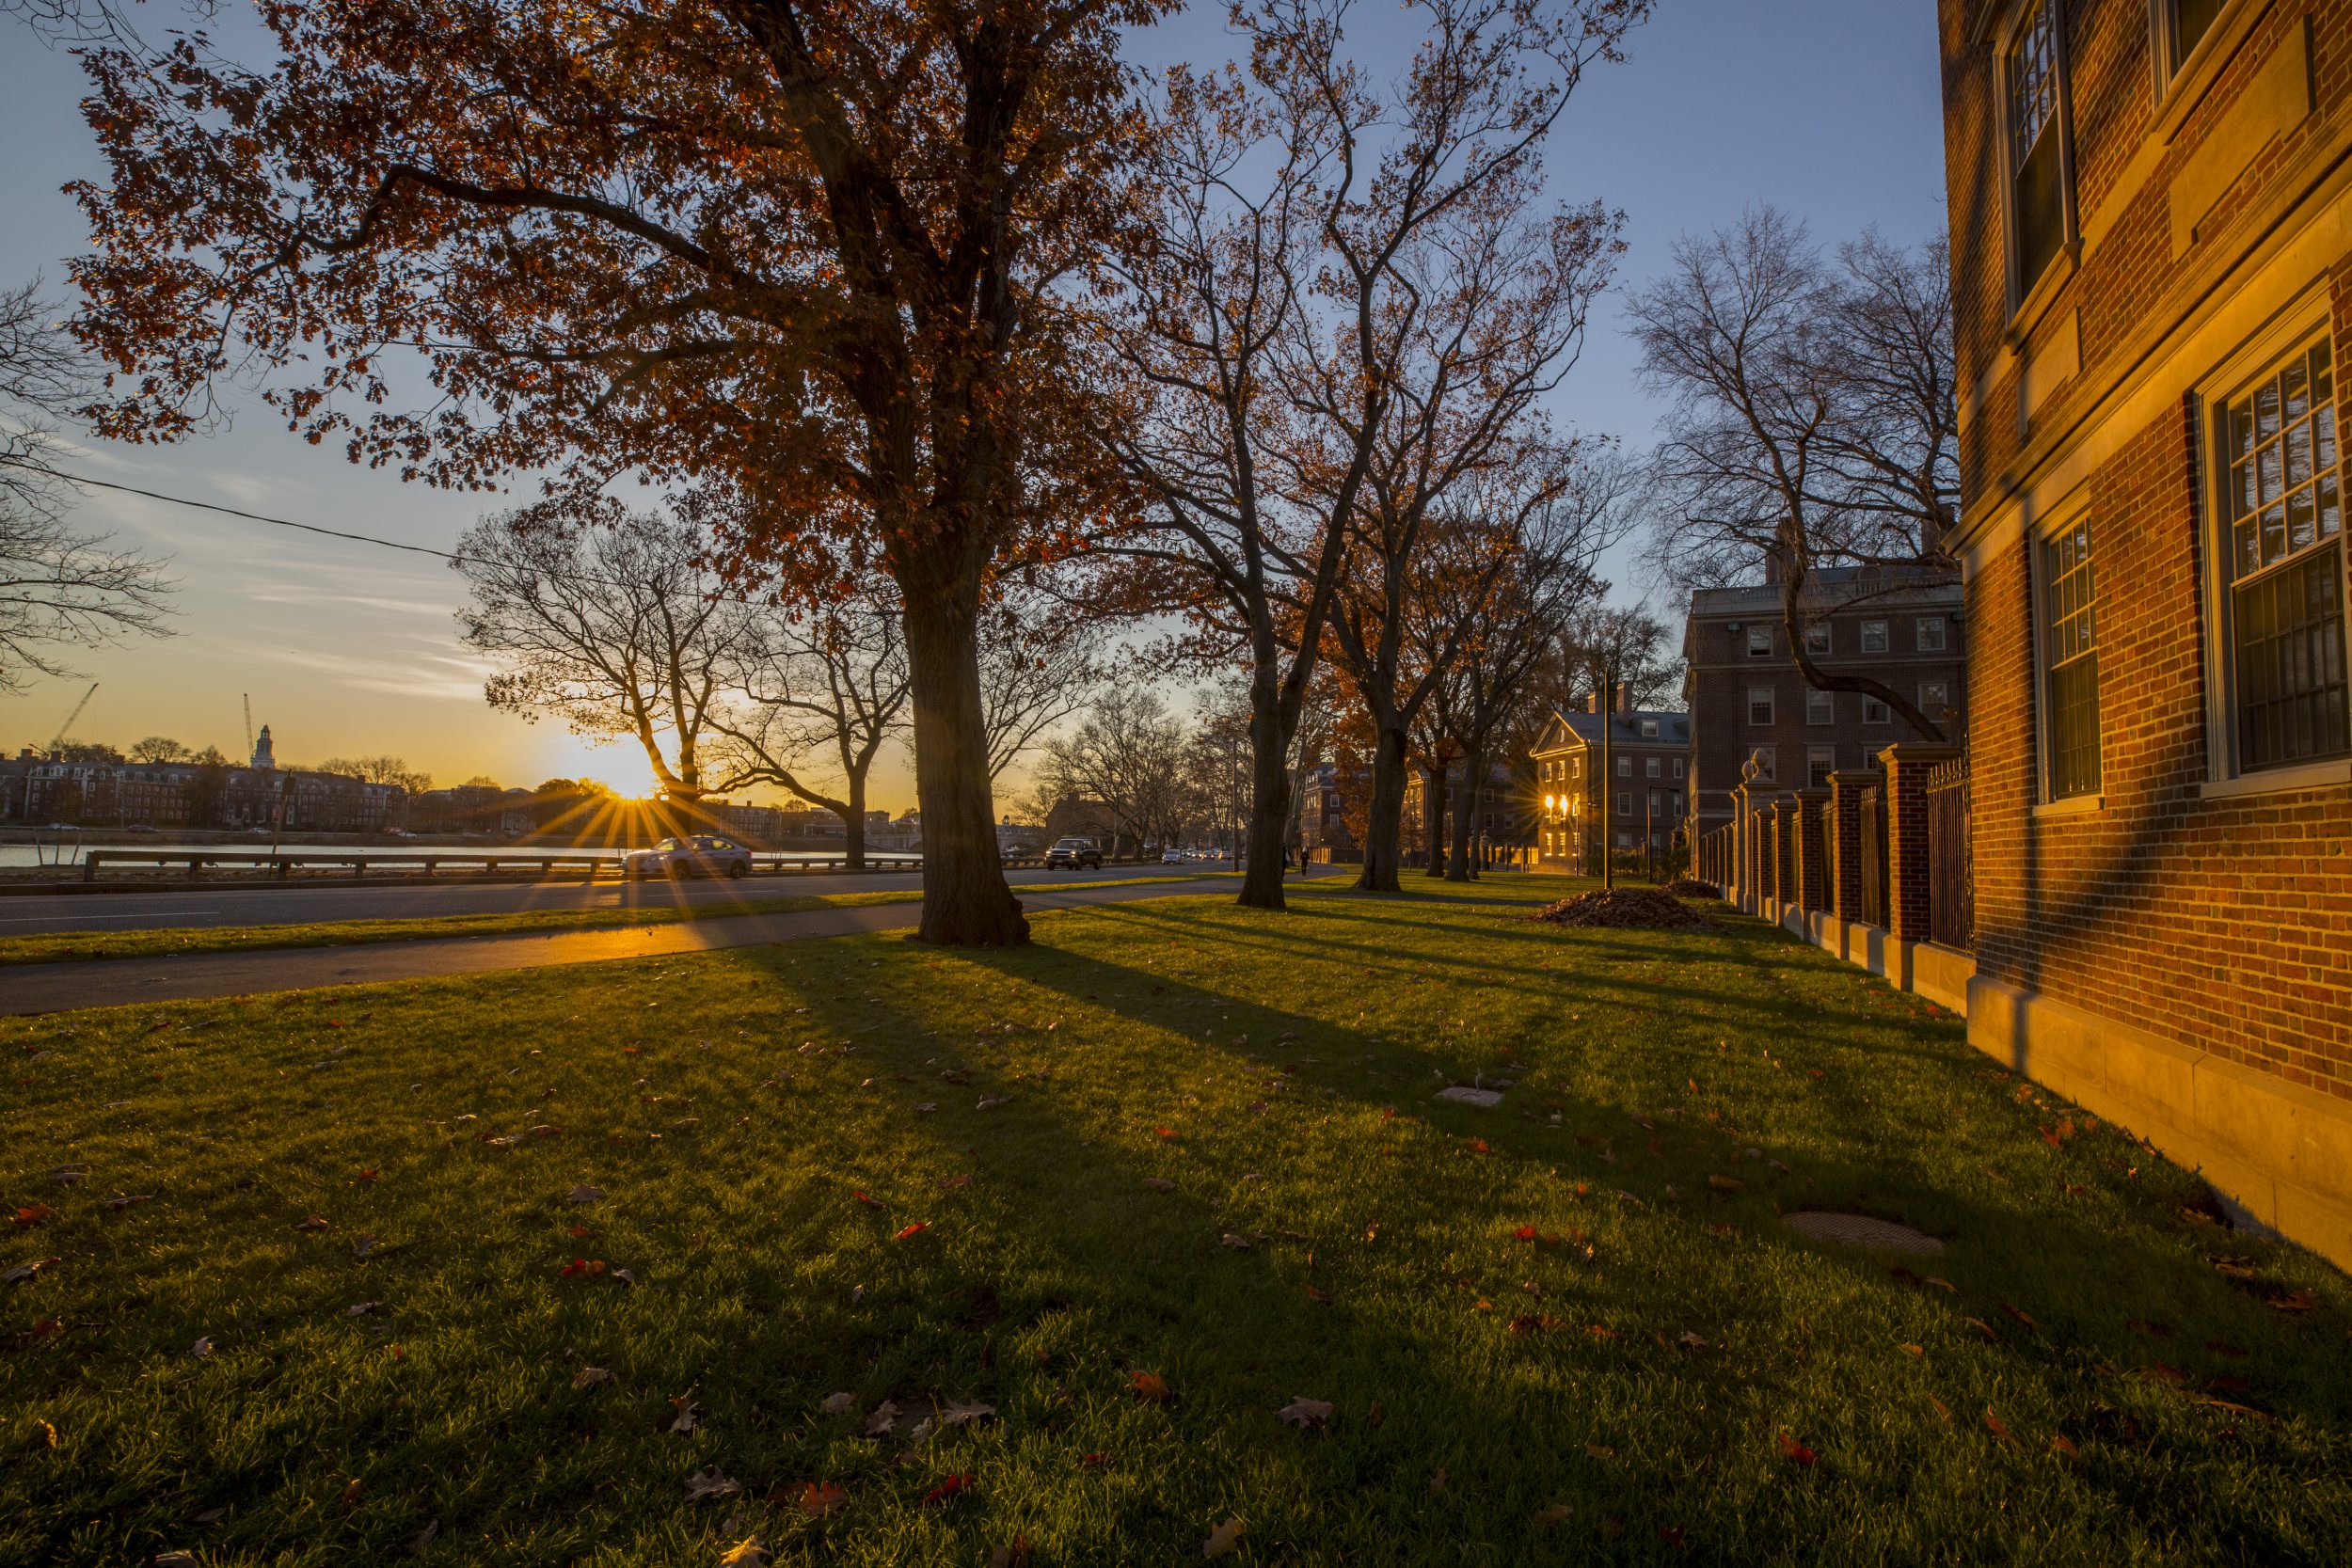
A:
[1756,897,1977,1020]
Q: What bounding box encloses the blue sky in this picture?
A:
[0,0,1947,804]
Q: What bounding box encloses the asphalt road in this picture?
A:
[0,863,1216,938]
[0,874,1234,1015]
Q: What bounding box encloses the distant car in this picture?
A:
[1161,847,1186,864]
[1045,837,1104,870]
[123,823,159,834]
[625,835,754,879]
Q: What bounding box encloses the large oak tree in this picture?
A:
[57,0,1166,944]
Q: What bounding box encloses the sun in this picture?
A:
[535,735,663,800]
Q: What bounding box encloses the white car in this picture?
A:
[1161,848,1186,864]
[625,835,754,879]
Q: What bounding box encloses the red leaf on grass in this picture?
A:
[1983,1408,2014,1442]
[796,1481,849,1517]
[12,1205,49,1228]
[1079,1452,1110,1469]
[921,1474,972,1506]
[1463,1138,1492,1154]
[851,1191,883,1210]
[1775,1433,1816,1465]
[1128,1371,1171,1403]
[559,1258,607,1278]
[28,1316,59,1340]
[893,1223,928,1242]
[2000,1303,2038,1328]
[2049,1433,2079,1458]
[1154,1127,1179,1141]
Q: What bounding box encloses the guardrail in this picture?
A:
[79,850,926,883]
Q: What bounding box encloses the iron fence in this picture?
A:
[1925,754,1975,951]
[1858,783,1887,930]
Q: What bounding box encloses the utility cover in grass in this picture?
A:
[1783,1211,1946,1256]
[1435,1085,1504,1108]
[1531,888,1709,930]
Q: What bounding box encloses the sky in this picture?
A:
[0,0,1947,812]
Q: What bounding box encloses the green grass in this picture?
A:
[3,877,2345,1566]
[0,876,1213,967]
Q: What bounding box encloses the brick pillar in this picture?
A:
[1793,787,1830,912]
[1878,743,1962,946]
[1826,770,1870,922]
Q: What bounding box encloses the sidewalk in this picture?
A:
[0,877,1223,1015]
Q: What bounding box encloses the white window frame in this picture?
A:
[2150,0,2244,102]
[1862,697,1892,725]
[1917,616,1948,653]
[1859,620,1889,655]
[1994,0,2081,318]
[1920,680,1952,715]
[1616,755,1631,778]
[1673,757,1686,780]
[1806,744,1836,789]
[1804,623,1832,657]
[1645,757,1661,779]
[1640,719,1660,738]
[1748,686,1776,726]
[1616,791,1631,817]
[1746,626,1773,657]
[1806,689,1835,727]
[2195,293,2352,791]
[2032,499,2103,805]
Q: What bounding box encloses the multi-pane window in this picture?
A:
[1616,791,1631,817]
[1673,758,1686,780]
[1645,757,1661,779]
[1863,697,1891,724]
[1748,686,1776,725]
[1616,756,1631,778]
[1806,689,1835,726]
[1860,621,1889,654]
[2008,1,2068,293]
[1917,617,1948,652]
[1804,623,1832,657]
[1807,745,1836,788]
[2218,337,2350,770]
[2041,517,2101,798]
[1640,719,1660,738]
[2164,0,2227,78]
[1747,626,1773,657]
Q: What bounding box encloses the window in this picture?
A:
[1747,626,1773,657]
[1616,791,1631,817]
[1860,620,1889,654]
[1863,697,1891,724]
[1748,686,1776,726]
[1673,757,1686,780]
[2158,0,2227,81]
[1804,623,1832,657]
[1920,680,1953,717]
[2214,335,2350,771]
[1752,746,1777,784]
[1669,792,1683,816]
[2041,516,2101,798]
[1645,757,1661,779]
[1616,756,1631,778]
[2004,0,2073,300]
[1640,719,1660,738]
[1917,617,1948,653]
[1806,689,1834,726]
[1648,789,1661,816]
[1616,831,1633,848]
[1807,745,1836,789]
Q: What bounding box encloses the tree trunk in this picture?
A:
[901,580,1028,946]
[1422,763,1449,878]
[1355,722,1409,893]
[841,774,866,872]
[1237,665,1294,911]
[1447,748,1479,881]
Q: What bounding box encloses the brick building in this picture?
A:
[1939,0,2352,1263]
[1684,567,1969,837]
[1528,701,1691,869]
[2,750,405,832]
[1402,758,1539,868]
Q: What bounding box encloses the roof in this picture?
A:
[1687,562,1963,618]
[1534,708,1690,753]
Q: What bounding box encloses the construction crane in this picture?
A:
[244,693,255,763]
[47,682,98,756]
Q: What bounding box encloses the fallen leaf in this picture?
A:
[1583,1444,1613,1459]
[942,1400,995,1427]
[977,1096,1010,1110]
[191,1337,213,1357]
[355,1169,378,1183]
[573,1367,612,1388]
[1304,1284,1333,1305]
[1203,1519,1246,1559]
[1707,1175,1742,1193]
[1428,1466,1449,1496]
[1899,1342,1924,1357]
[1776,1433,1817,1465]
[294,1215,330,1232]
[352,1235,382,1259]
[921,1473,972,1506]
[865,1399,902,1435]
[1983,1408,2013,1443]
[670,1395,701,1433]
[338,1478,362,1512]
[819,1391,856,1415]
[1677,1331,1708,1350]
[1276,1396,1333,1428]
[151,1554,198,1568]
[939,1175,972,1190]
[989,1538,1031,1568]
[1929,1395,1952,1423]
[686,1466,741,1501]
[559,1257,607,1279]
[1220,1232,1252,1250]
[1922,1276,1958,1293]
[796,1481,850,1517]
[1532,1502,1572,1529]
[2000,1303,2038,1328]
[1143,1178,1175,1192]
[718,1538,771,1568]
[13,1205,52,1228]
[1129,1370,1171,1403]
[3,1257,58,1285]
[567,1185,602,1205]
[893,1223,928,1242]
[2049,1433,2079,1458]
[344,1301,380,1317]
[1080,1452,1110,1469]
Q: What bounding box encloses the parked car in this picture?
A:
[1161,847,1186,864]
[625,835,754,879]
[1045,836,1104,870]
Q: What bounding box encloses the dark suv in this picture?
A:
[1045,836,1104,869]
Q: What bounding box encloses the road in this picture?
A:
[0,863,1215,938]
[0,874,1234,1015]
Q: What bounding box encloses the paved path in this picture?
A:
[0,877,1230,1016]
[0,863,1203,937]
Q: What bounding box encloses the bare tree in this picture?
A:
[316,754,433,793]
[1032,689,1193,857]
[127,735,187,764]
[453,500,755,801]
[1630,209,1958,736]
[1109,0,1650,908]
[0,278,170,693]
[707,590,912,870]
[977,579,1111,781]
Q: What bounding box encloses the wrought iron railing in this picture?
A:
[1858,783,1887,930]
[1925,754,1975,951]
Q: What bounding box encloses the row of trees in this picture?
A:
[13,0,1955,944]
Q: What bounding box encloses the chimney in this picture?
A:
[1616,685,1632,716]
[1586,691,1601,715]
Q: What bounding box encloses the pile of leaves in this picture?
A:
[1531,888,1711,930]
[1662,878,1723,899]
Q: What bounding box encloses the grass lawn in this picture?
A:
[3,876,2345,1566]
[0,876,1212,967]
